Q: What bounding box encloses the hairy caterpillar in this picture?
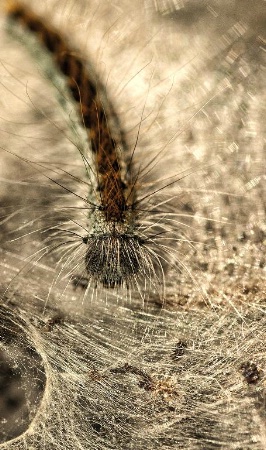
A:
[2,0,207,302]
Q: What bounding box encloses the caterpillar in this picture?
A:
[3,0,196,299]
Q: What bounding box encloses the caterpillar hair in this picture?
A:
[4,0,199,299]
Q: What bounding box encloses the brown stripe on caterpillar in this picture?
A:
[6,1,133,223]
[5,1,154,290]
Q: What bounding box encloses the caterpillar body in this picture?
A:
[4,0,188,297]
